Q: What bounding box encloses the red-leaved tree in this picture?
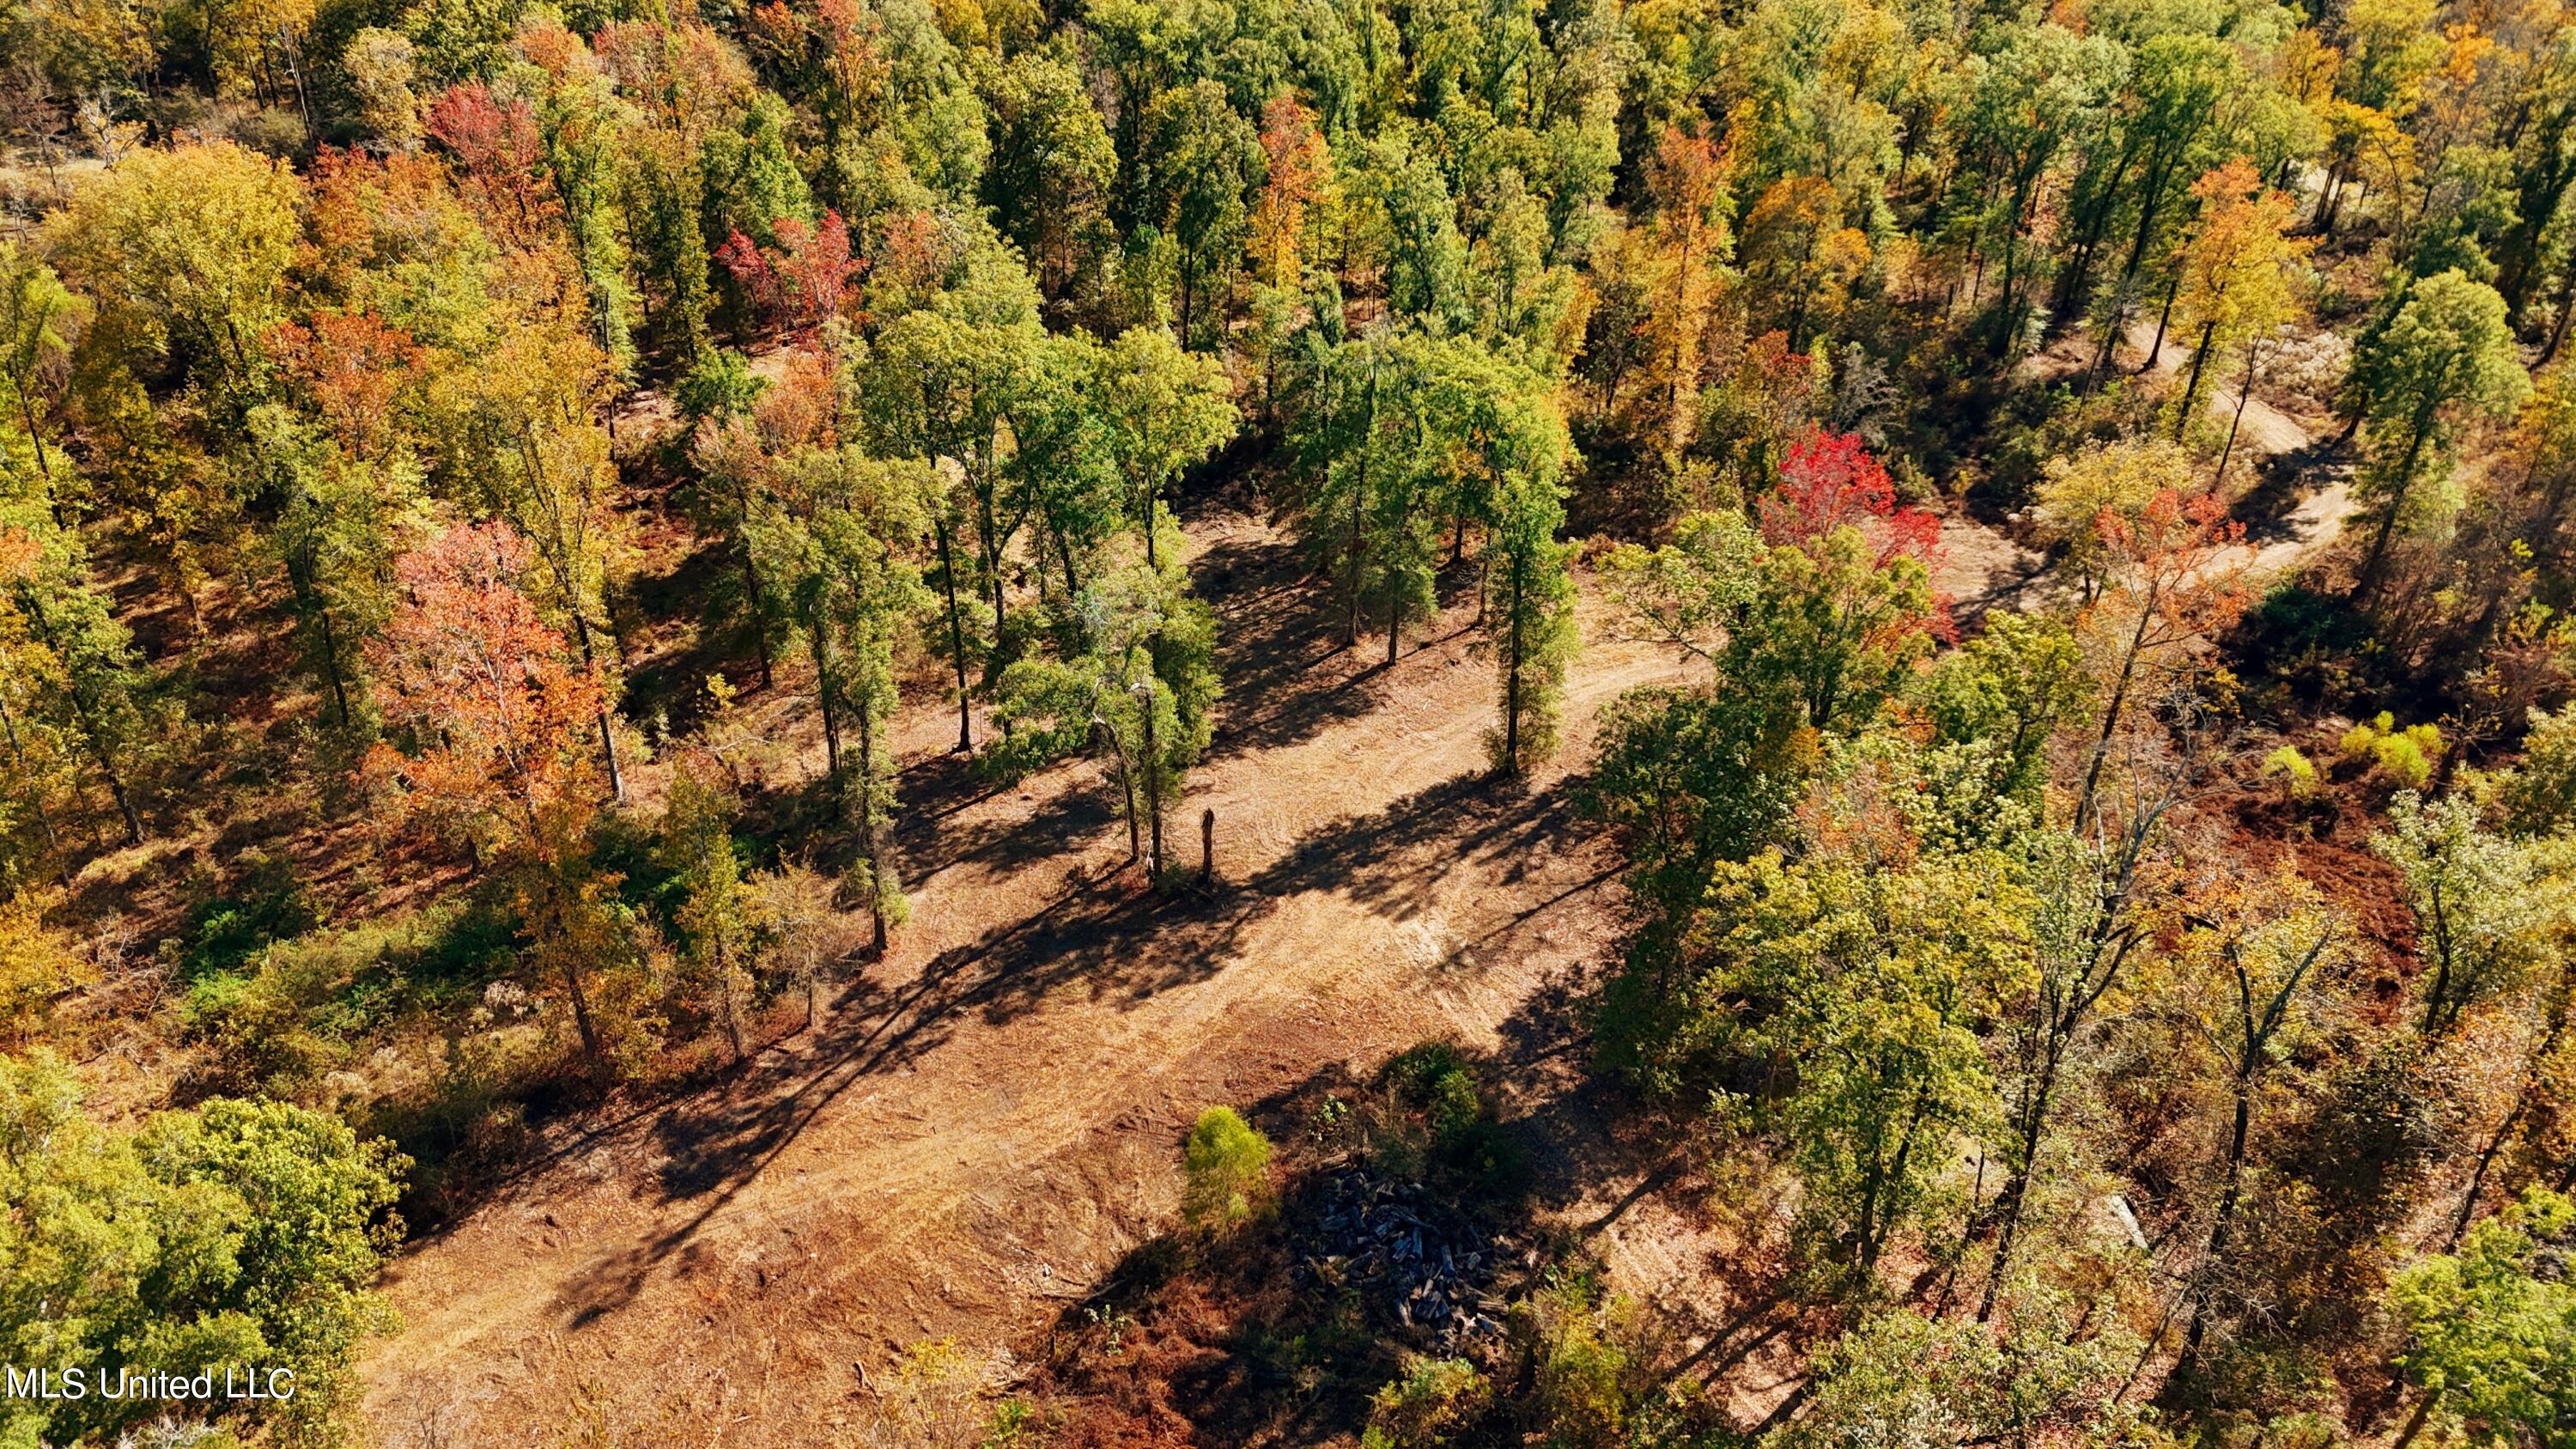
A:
[1759,428,1942,569]
[366,521,620,1054]
[716,210,865,344]
[268,310,422,459]
[422,83,559,251]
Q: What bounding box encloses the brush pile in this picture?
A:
[1296,1170,1507,1345]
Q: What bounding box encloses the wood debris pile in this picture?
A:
[1296,1170,1506,1345]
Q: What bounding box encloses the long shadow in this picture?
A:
[556,879,1094,1326]
[542,765,1601,1330]
[2233,437,2353,548]
[1949,551,2056,629]
[890,765,1124,885]
[1192,531,1400,762]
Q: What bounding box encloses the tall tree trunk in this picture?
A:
[857,691,888,955]
[2355,410,2436,605]
[2076,600,2157,833]
[809,623,841,781]
[2174,320,2218,439]
[563,610,626,802]
[933,513,973,752]
[2388,1388,2439,1449]
[2215,341,2260,486]
[2451,1008,2567,1246]
[1502,548,1524,771]
[1140,682,1163,880]
[1978,1038,2068,1321]
[2178,1088,2254,1371]
[2143,270,2183,373]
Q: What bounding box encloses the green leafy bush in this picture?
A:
[173,855,313,987]
[1361,1356,1492,1449]
[2340,712,2442,788]
[1181,1105,1272,1231]
[0,1051,406,1447]
[1382,1041,1525,1192]
[2262,746,2318,798]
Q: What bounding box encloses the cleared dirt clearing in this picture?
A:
[361,503,1686,1448]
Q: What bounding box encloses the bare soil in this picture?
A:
[359,499,1699,1448]
[359,365,2367,1444]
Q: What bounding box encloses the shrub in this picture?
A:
[2261,746,2318,799]
[2498,702,2576,835]
[1361,1357,1492,1449]
[2337,713,2442,789]
[1533,1305,1629,1449]
[1388,1041,1480,1136]
[0,1052,407,1447]
[182,902,519,1099]
[853,1340,1015,1449]
[0,887,91,1044]
[2377,730,2436,788]
[1182,1105,1272,1231]
[2340,713,2392,761]
[172,855,313,986]
[1379,1041,1526,1193]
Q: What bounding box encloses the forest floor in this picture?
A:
[358,492,1777,1447]
[357,328,2358,1446]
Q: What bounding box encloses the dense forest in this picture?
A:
[4,0,2576,1436]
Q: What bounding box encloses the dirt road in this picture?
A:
[360,330,2361,1442]
[361,507,1692,1447]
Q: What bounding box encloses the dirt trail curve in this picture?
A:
[361,510,1692,1448]
[1939,320,2350,609]
[2123,318,2351,576]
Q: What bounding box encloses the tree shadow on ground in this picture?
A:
[2233,439,2352,549]
[540,762,1592,1330]
[1028,946,1811,1446]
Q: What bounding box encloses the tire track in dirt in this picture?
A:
[360,509,1690,1448]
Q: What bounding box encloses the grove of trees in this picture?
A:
[7,0,2576,1435]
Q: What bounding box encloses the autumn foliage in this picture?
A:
[364,521,605,854]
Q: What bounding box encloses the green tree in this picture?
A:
[1098,324,1238,570]
[0,1050,406,1447]
[989,539,1218,880]
[1181,1104,1272,1231]
[0,497,152,843]
[1003,332,1123,615]
[2345,269,2531,601]
[1127,81,1261,349]
[662,760,755,1062]
[2389,1189,2576,1448]
[245,405,420,733]
[2374,792,2563,1040]
[1919,613,2093,809]
[0,243,83,492]
[747,446,933,949]
[976,47,1116,301]
[624,126,715,364]
[866,264,1044,744]
[1368,134,1471,332]
[1485,463,1578,773]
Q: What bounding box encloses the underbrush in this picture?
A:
[1011,1041,1716,1449]
[161,837,849,1227]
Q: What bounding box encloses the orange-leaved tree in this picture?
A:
[2075,489,2249,831]
[365,521,623,1057]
